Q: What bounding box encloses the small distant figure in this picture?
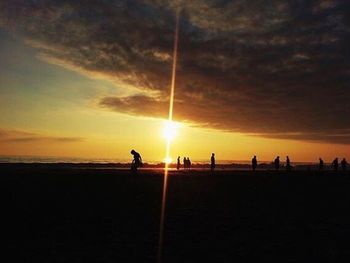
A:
[286,156,291,171]
[187,157,191,170]
[130,149,142,174]
[332,158,338,172]
[341,158,348,171]
[319,158,324,171]
[252,155,257,171]
[177,156,181,170]
[211,153,215,173]
[274,156,280,170]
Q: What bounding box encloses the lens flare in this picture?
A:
[157,9,180,263]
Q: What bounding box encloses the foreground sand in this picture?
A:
[1,164,350,262]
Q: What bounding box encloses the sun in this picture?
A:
[162,120,179,142]
[163,157,172,164]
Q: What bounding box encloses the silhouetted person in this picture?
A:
[187,157,191,170]
[274,156,280,170]
[177,156,181,170]
[252,155,257,171]
[332,158,338,172]
[341,158,348,171]
[183,157,187,169]
[130,149,142,174]
[211,153,215,173]
[286,156,291,171]
[319,158,324,171]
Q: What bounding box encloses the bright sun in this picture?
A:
[162,120,179,142]
[163,157,172,164]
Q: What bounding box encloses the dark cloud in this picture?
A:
[1,0,350,143]
[0,129,84,143]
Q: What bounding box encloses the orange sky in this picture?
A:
[0,21,349,163]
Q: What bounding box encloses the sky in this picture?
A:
[0,0,349,163]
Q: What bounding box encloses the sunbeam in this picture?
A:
[157,8,180,263]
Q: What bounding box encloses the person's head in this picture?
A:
[212,153,215,156]
[254,155,256,158]
[277,156,280,159]
[131,149,135,155]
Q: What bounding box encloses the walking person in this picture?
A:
[332,158,338,172]
[252,155,257,171]
[177,156,181,170]
[286,156,291,171]
[211,153,215,174]
[319,158,324,171]
[341,158,348,171]
[274,156,280,170]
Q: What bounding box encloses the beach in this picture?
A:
[1,164,350,262]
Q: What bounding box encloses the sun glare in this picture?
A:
[163,157,172,164]
[162,121,179,142]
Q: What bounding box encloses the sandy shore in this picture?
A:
[1,164,350,262]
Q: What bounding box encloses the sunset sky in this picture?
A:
[0,0,349,162]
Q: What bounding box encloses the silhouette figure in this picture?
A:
[318,158,324,171]
[130,149,142,174]
[211,153,215,173]
[274,156,280,170]
[332,158,338,172]
[319,158,324,170]
[183,157,187,169]
[187,157,191,170]
[286,156,291,171]
[177,156,181,170]
[252,155,257,171]
[341,158,348,171]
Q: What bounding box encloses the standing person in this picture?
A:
[130,149,142,174]
[177,156,181,170]
[274,156,280,170]
[211,153,215,174]
[187,157,191,170]
[286,156,291,171]
[341,158,348,171]
[319,158,324,170]
[183,157,187,170]
[332,158,338,172]
[252,155,257,171]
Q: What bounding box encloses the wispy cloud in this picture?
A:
[0,129,84,143]
[1,0,349,143]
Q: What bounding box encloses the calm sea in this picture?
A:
[0,155,316,165]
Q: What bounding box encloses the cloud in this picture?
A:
[1,0,350,143]
[0,128,84,143]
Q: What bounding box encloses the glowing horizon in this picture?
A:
[1,1,349,164]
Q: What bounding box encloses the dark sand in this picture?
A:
[1,164,350,262]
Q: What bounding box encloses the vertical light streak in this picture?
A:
[157,9,180,263]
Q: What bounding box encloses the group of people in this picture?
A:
[330,157,348,171]
[177,156,192,170]
[271,156,292,171]
[176,153,215,172]
[265,156,348,171]
[130,149,348,173]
